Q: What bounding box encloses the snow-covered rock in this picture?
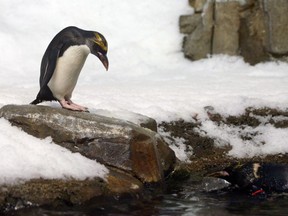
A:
[0,104,175,184]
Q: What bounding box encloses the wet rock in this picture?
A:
[201,177,230,192]
[0,168,143,211]
[0,178,105,210]
[106,168,143,194]
[0,104,176,184]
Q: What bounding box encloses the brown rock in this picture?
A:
[130,133,163,183]
[106,168,143,194]
[0,104,176,184]
[0,178,105,209]
[0,168,143,210]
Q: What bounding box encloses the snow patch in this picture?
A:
[159,129,193,163]
[198,119,288,158]
[0,0,288,183]
[0,118,108,185]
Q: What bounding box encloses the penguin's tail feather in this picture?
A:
[30,98,42,105]
[30,87,55,105]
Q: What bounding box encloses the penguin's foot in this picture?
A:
[67,99,89,111]
[59,100,88,112]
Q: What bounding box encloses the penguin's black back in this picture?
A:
[222,162,288,195]
[256,163,288,192]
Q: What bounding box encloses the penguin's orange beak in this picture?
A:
[97,52,109,71]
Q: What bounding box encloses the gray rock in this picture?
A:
[189,0,208,12]
[212,1,240,55]
[239,2,270,65]
[201,177,230,192]
[91,109,158,132]
[0,104,176,184]
[183,1,213,60]
[262,0,288,55]
[179,14,202,34]
[181,0,288,64]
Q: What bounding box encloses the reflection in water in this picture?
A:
[4,176,288,216]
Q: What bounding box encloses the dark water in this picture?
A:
[5,177,288,216]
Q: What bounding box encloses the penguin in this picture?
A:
[30,26,109,111]
[209,162,288,197]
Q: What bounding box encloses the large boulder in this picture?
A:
[0,104,176,184]
[0,104,176,210]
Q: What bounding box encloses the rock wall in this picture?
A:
[180,0,288,65]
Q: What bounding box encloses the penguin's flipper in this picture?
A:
[39,47,62,89]
[31,45,63,104]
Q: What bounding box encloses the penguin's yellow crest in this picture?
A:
[91,33,107,52]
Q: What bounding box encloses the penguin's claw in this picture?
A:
[59,100,88,112]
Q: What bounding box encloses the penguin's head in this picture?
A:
[88,32,109,71]
[208,162,261,188]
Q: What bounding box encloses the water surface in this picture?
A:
[5,177,288,216]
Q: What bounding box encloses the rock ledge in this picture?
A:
[0,104,176,210]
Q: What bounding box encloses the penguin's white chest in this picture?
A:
[48,45,90,100]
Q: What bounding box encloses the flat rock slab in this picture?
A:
[92,109,158,132]
[0,104,175,184]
